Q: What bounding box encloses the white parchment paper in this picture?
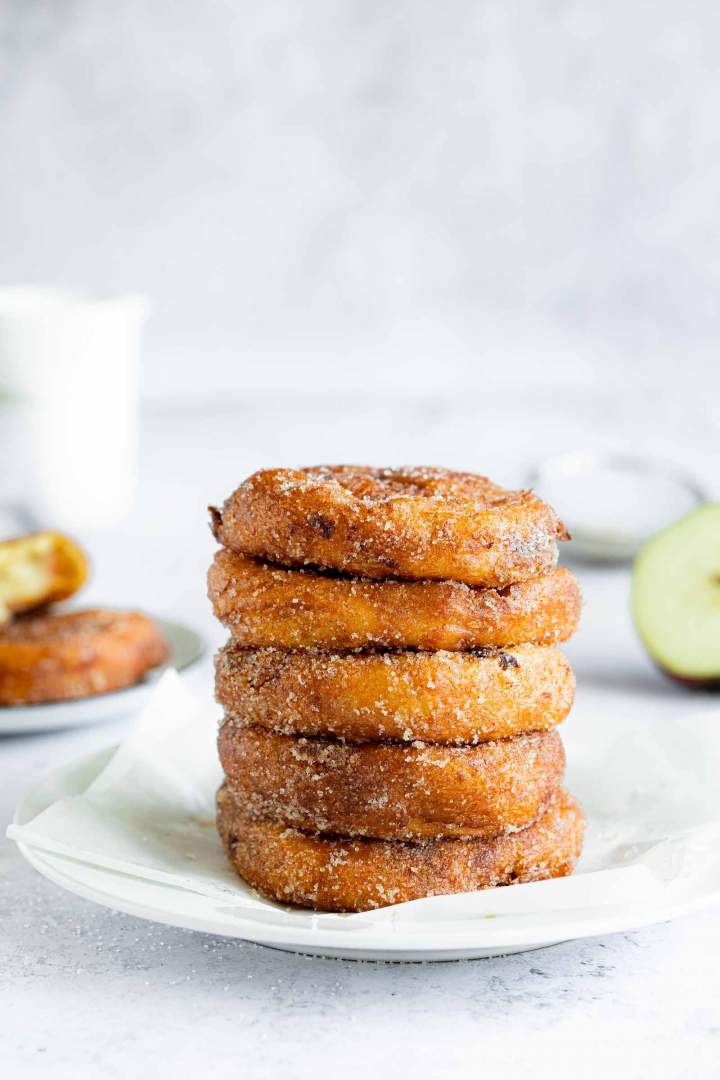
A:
[9,671,720,931]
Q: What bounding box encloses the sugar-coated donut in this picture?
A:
[0,609,169,705]
[216,786,585,912]
[215,642,575,745]
[208,549,581,651]
[219,721,565,840]
[211,465,568,588]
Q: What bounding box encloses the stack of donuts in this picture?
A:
[208,466,584,913]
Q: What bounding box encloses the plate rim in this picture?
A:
[18,836,720,957]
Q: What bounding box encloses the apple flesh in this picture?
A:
[632,503,720,687]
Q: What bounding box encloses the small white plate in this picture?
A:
[14,747,720,962]
[0,618,205,735]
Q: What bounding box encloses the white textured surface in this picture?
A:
[2,397,720,1078]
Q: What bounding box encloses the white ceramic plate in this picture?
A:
[0,619,205,735]
[14,747,720,962]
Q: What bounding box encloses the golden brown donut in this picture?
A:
[0,609,170,705]
[211,466,568,588]
[218,722,564,840]
[215,643,575,745]
[216,786,585,912]
[208,549,581,650]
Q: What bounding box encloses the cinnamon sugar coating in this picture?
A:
[211,464,584,905]
[0,609,169,705]
[218,722,564,841]
[208,550,580,651]
[216,786,585,912]
[211,465,568,588]
[215,643,575,745]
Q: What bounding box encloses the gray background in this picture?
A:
[2,1,719,401]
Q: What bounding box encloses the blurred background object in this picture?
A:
[0,529,88,622]
[529,452,706,562]
[1,2,719,411]
[0,288,147,529]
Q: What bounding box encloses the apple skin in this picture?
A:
[654,668,720,691]
[631,503,720,689]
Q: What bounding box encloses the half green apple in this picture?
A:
[632,503,720,686]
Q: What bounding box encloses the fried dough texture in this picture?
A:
[208,549,581,651]
[0,609,169,705]
[215,643,575,745]
[218,722,565,840]
[216,786,585,912]
[211,466,568,588]
[0,531,88,623]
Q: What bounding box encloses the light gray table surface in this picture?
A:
[2,395,719,1079]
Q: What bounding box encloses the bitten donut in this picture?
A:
[0,609,169,705]
[208,550,581,651]
[0,530,89,622]
[215,643,575,745]
[218,722,565,840]
[216,786,585,912]
[211,466,568,588]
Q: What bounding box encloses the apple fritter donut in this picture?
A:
[216,786,585,912]
[0,609,170,705]
[208,549,581,651]
[215,643,575,745]
[211,466,568,588]
[218,722,564,840]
